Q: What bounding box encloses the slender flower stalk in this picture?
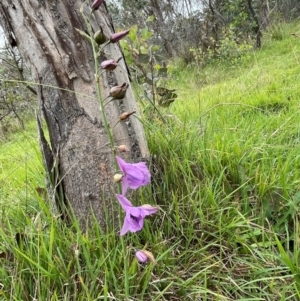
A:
[81,7,116,167]
[80,9,131,298]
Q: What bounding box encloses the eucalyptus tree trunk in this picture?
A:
[0,0,149,228]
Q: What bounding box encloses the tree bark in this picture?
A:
[149,0,176,57]
[260,0,270,29]
[0,0,149,228]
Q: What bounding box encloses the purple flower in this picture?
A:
[110,29,130,43]
[135,250,148,263]
[101,59,118,70]
[91,0,105,10]
[116,194,157,235]
[116,156,151,196]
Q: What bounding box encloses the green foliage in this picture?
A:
[265,21,300,41]
[190,26,253,67]
[216,27,253,62]
[121,24,177,110]
[0,120,45,211]
[2,21,300,300]
[222,0,258,36]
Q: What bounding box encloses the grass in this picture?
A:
[2,21,300,300]
[0,119,45,211]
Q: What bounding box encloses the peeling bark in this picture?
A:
[0,0,149,228]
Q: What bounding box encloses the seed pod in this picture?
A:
[113,174,123,183]
[94,28,107,45]
[110,83,128,99]
[101,59,118,70]
[117,145,130,152]
[142,250,157,264]
[119,111,136,120]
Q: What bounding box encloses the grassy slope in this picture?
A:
[1,23,300,300]
[0,119,46,222]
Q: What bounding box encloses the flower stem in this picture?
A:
[81,11,115,154]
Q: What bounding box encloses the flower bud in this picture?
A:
[101,59,118,70]
[91,0,105,10]
[117,145,130,152]
[113,173,123,183]
[110,83,128,99]
[119,111,136,120]
[94,29,107,45]
[135,250,148,263]
[110,29,130,43]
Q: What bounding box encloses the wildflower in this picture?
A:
[110,29,130,43]
[110,83,128,99]
[116,156,151,195]
[116,194,157,235]
[91,0,105,10]
[100,59,118,70]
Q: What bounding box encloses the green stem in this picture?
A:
[81,11,115,154]
[144,93,167,124]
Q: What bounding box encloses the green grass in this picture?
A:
[0,119,45,211]
[2,22,300,300]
